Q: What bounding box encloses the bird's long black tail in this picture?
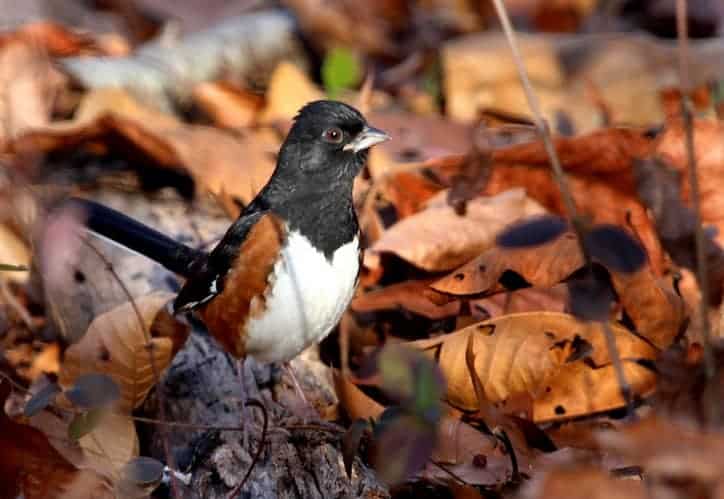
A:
[65,197,205,278]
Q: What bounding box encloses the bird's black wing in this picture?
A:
[173,209,267,313]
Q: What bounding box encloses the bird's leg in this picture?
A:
[236,358,249,449]
[284,361,317,420]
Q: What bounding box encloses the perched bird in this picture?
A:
[69,100,389,363]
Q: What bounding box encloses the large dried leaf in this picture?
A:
[59,292,188,413]
[420,128,666,268]
[16,88,277,204]
[366,189,546,272]
[351,280,460,320]
[0,381,111,499]
[0,224,30,284]
[597,417,724,497]
[0,40,65,150]
[259,61,324,123]
[656,119,724,249]
[59,10,307,111]
[193,81,264,129]
[77,412,139,479]
[334,372,509,484]
[432,230,685,349]
[523,467,646,499]
[409,312,658,422]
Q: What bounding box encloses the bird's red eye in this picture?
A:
[323,127,343,144]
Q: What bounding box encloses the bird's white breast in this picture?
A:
[244,231,359,362]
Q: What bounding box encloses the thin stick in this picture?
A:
[80,238,180,498]
[488,0,590,263]
[226,399,269,499]
[676,0,716,380]
[601,322,634,417]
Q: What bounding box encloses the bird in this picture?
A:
[68,100,389,365]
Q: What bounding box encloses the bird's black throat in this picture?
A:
[258,177,359,260]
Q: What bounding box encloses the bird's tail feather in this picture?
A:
[65,197,204,277]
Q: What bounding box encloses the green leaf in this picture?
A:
[377,345,444,423]
[0,263,28,271]
[68,408,104,440]
[322,47,362,98]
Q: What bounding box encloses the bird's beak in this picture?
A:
[343,126,390,153]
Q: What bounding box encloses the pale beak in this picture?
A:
[343,126,390,153]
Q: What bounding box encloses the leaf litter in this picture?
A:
[2,2,724,498]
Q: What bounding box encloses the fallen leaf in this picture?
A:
[334,372,509,484]
[283,0,399,56]
[0,224,30,284]
[432,229,685,349]
[193,81,265,129]
[352,280,460,320]
[0,380,111,499]
[0,21,109,57]
[0,41,65,150]
[634,156,724,305]
[656,119,724,249]
[523,466,645,499]
[470,286,569,320]
[366,189,546,272]
[408,312,659,422]
[412,127,667,270]
[16,88,278,204]
[259,61,325,124]
[58,292,188,413]
[597,417,724,497]
[76,412,139,479]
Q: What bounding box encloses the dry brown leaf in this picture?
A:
[597,417,724,496]
[259,61,325,124]
[77,412,139,479]
[0,381,112,499]
[366,189,546,272]
[282,0,399,56]
[417,128,663,269]
[443,33,566,124]
[16,88,278,204]
[193,81,265,129]
[366,111,472,178]
[522,467,645,499]
[334,370,385,420]
[375,169,446,219]
[470,286,568,320]
[433,232,583,297]
[0,21,109,57]
[0,41,65,150]
[59,292,188,413]
[352,280,460,320]
[409,312,658,422]
[0,224,30,284]
[656,119,724,248]
[432,230,685,349]
[334,371,508,482]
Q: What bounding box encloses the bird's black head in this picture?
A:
[274,100,389,186]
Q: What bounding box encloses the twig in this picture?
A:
[601,322,634,417]
[675,0,717,381]
[0,276,34,330]
[429,460,468,485]
[488,0,590,264]
[226,399,269,499]
[80,237,180,498]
